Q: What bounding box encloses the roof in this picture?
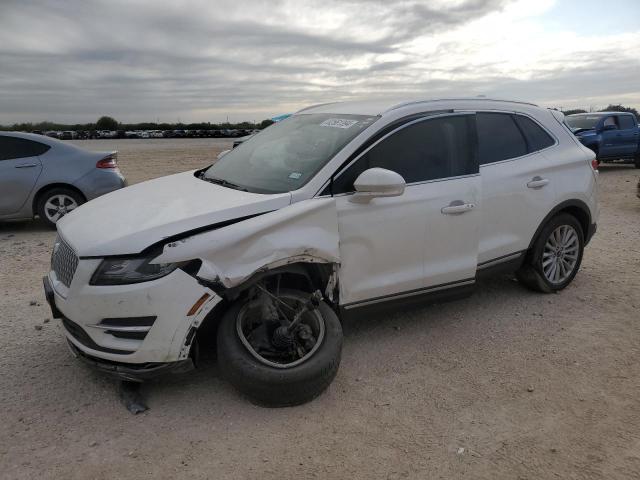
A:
[297,97,539,116]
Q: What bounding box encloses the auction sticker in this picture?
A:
[320,118,359,129]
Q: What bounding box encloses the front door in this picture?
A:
[330,113,480,307]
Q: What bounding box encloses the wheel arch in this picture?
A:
[194,261,339,351]
[32,183,87,215]
[528,199,592,252]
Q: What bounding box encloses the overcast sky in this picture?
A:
[1,0,638,124]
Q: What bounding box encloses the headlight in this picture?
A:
[90,256,187,285]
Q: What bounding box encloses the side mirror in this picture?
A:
[217,149,230,160]
[351,168,406,203]
[602,124,617,131]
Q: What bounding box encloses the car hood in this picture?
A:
[57,170,292,256]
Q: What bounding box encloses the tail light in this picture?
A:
[96,153,118,169]
[591,158,599,171]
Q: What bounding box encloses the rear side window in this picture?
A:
[477,113,527,165]
[513,115,555,151]
[618,115,636,130]
[0,136,50,161]
[332,115,477,194]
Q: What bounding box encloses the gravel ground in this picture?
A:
[1,140,639,479]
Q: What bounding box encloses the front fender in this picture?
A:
[154,198,340,288]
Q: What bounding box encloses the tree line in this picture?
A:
[562,104,639,119]
[0,115,275,132]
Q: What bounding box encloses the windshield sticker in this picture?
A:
[320,118,359,129]
[289,172,302,179]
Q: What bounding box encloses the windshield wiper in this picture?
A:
[203,176,249,192]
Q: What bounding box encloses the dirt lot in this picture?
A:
[1,139,639,480]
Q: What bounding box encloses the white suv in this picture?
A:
[44,98,599,406]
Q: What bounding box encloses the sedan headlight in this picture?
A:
[90,256,188,285]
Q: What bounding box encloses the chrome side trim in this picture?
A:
[343,279,475,310]
[476,251,525,270]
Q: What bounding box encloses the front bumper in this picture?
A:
[66,340,194,382]
[44,260,220,376]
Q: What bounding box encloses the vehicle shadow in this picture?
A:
[0,219,53,235]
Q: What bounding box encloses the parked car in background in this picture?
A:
[45,98,598,407]
[566,112,640,168]
[0,132,126,227]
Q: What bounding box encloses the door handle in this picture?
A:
[527,176,549,189]
[441,202,475,215]
[15,163,38,168]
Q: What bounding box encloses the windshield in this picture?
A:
[565,115,602,130]
[203,113,378,193]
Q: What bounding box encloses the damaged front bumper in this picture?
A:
[43,262,220,380]
[66,340,194,382]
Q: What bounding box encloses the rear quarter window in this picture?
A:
[0,136,50,161]
[513,115,555,152]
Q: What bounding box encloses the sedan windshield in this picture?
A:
[565,115,602,130]
[203,113,378,193]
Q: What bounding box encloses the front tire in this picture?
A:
[516,214,584,293]
[37,188,84,228]
[217,288,343,407]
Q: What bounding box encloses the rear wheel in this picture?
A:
[37,188,84,228]
[217,287,342,407]
[634,154,640,169]
[516,214,584,293]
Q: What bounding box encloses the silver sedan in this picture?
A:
[0,132,126,227]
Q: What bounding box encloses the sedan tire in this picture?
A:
[37,187,84,228]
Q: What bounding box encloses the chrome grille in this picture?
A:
[51,236,78,287]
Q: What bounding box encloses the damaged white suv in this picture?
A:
[44,98,599,406]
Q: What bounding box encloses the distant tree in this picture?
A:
[603,104,639,121]
[260,119,274,129]
[563,109,587,116]
[96,116,118,130]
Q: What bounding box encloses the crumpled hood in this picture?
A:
[57,170,291,256]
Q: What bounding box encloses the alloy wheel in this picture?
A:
[44,194,79,223]
[542,224,579,284]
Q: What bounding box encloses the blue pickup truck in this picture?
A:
[565,112,640,168]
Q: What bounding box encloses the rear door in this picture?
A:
[616,114,638,157]
[0,136,48,216]
[331,113,480,307]
[599,115,621,158]
[476,112,558,266]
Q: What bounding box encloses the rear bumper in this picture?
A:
[75,168,127,201]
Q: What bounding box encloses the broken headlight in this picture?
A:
[90,256,188,285]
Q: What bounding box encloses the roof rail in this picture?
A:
[383,97,539,114]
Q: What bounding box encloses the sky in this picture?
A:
[0,0,638,124]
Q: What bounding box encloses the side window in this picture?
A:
[602,116,618,128]
[513,115,555,152]
[618,115,635,130]
[0,136,50,161]
[477,113,527,164]
[332,115,476,194]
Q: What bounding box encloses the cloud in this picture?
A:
[0,0,638,123]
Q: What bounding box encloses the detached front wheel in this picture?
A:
[217,287,342,407]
